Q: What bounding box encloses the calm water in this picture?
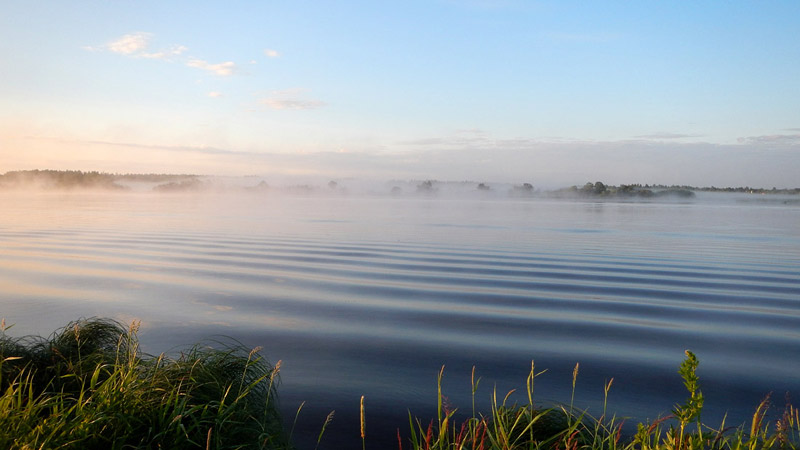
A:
[1,191,799,448]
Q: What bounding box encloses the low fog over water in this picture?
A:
[6,169,795,201]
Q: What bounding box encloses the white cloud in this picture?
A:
[187,59,237,76]
[264,49,280,58]
[88,32,250,77]
[208,91,223,98]
[106,32,152,55]
[89,33,187,61]
[140,45,188,60]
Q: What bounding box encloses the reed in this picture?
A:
[402,353,799,450]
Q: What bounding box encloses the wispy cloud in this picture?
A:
[207,91,223,98]
[73,138,252,156]
[13,131,798,188]
[737,134,800,145]
[399,130,492,147]
[187,59,237,76]
[399,137,447,146]
[139,45,187,60]
[634,132,702,140]
[87,32,236,74]
[264,49,280,58]
[260,89,326,110]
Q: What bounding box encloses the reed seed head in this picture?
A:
[360,395,366,439]
[128,320,141,334]
[572,362,579,388]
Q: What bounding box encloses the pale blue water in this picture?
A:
[1,192,798,448]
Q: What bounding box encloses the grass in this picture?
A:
[401,351,799,450]
[0,318,290,449]
[1,319,796,450]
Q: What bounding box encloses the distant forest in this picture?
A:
[0,170,197,191]
[558,181,800,197]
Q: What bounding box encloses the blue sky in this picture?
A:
[1,1,798,187]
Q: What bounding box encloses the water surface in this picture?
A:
[1,192,798,448]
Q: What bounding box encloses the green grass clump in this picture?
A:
[0,318,290,449]
[402,352,799,450]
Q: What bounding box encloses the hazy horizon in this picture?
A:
[2,2,799,188]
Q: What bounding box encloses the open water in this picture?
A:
[1,191,798,448]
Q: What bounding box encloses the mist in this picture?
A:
[3,169,799,208]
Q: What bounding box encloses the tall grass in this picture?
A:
[403,351,798,450]
[0,318,290,449]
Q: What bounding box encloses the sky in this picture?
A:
[1,1,799,188]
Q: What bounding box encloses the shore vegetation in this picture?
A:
[0,318,289,449]
[400,351,797,450]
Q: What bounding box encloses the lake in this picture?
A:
[1,190,798,449]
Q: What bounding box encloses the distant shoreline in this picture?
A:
[1,169,798,196]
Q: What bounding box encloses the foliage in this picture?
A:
[0,170,128,190]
